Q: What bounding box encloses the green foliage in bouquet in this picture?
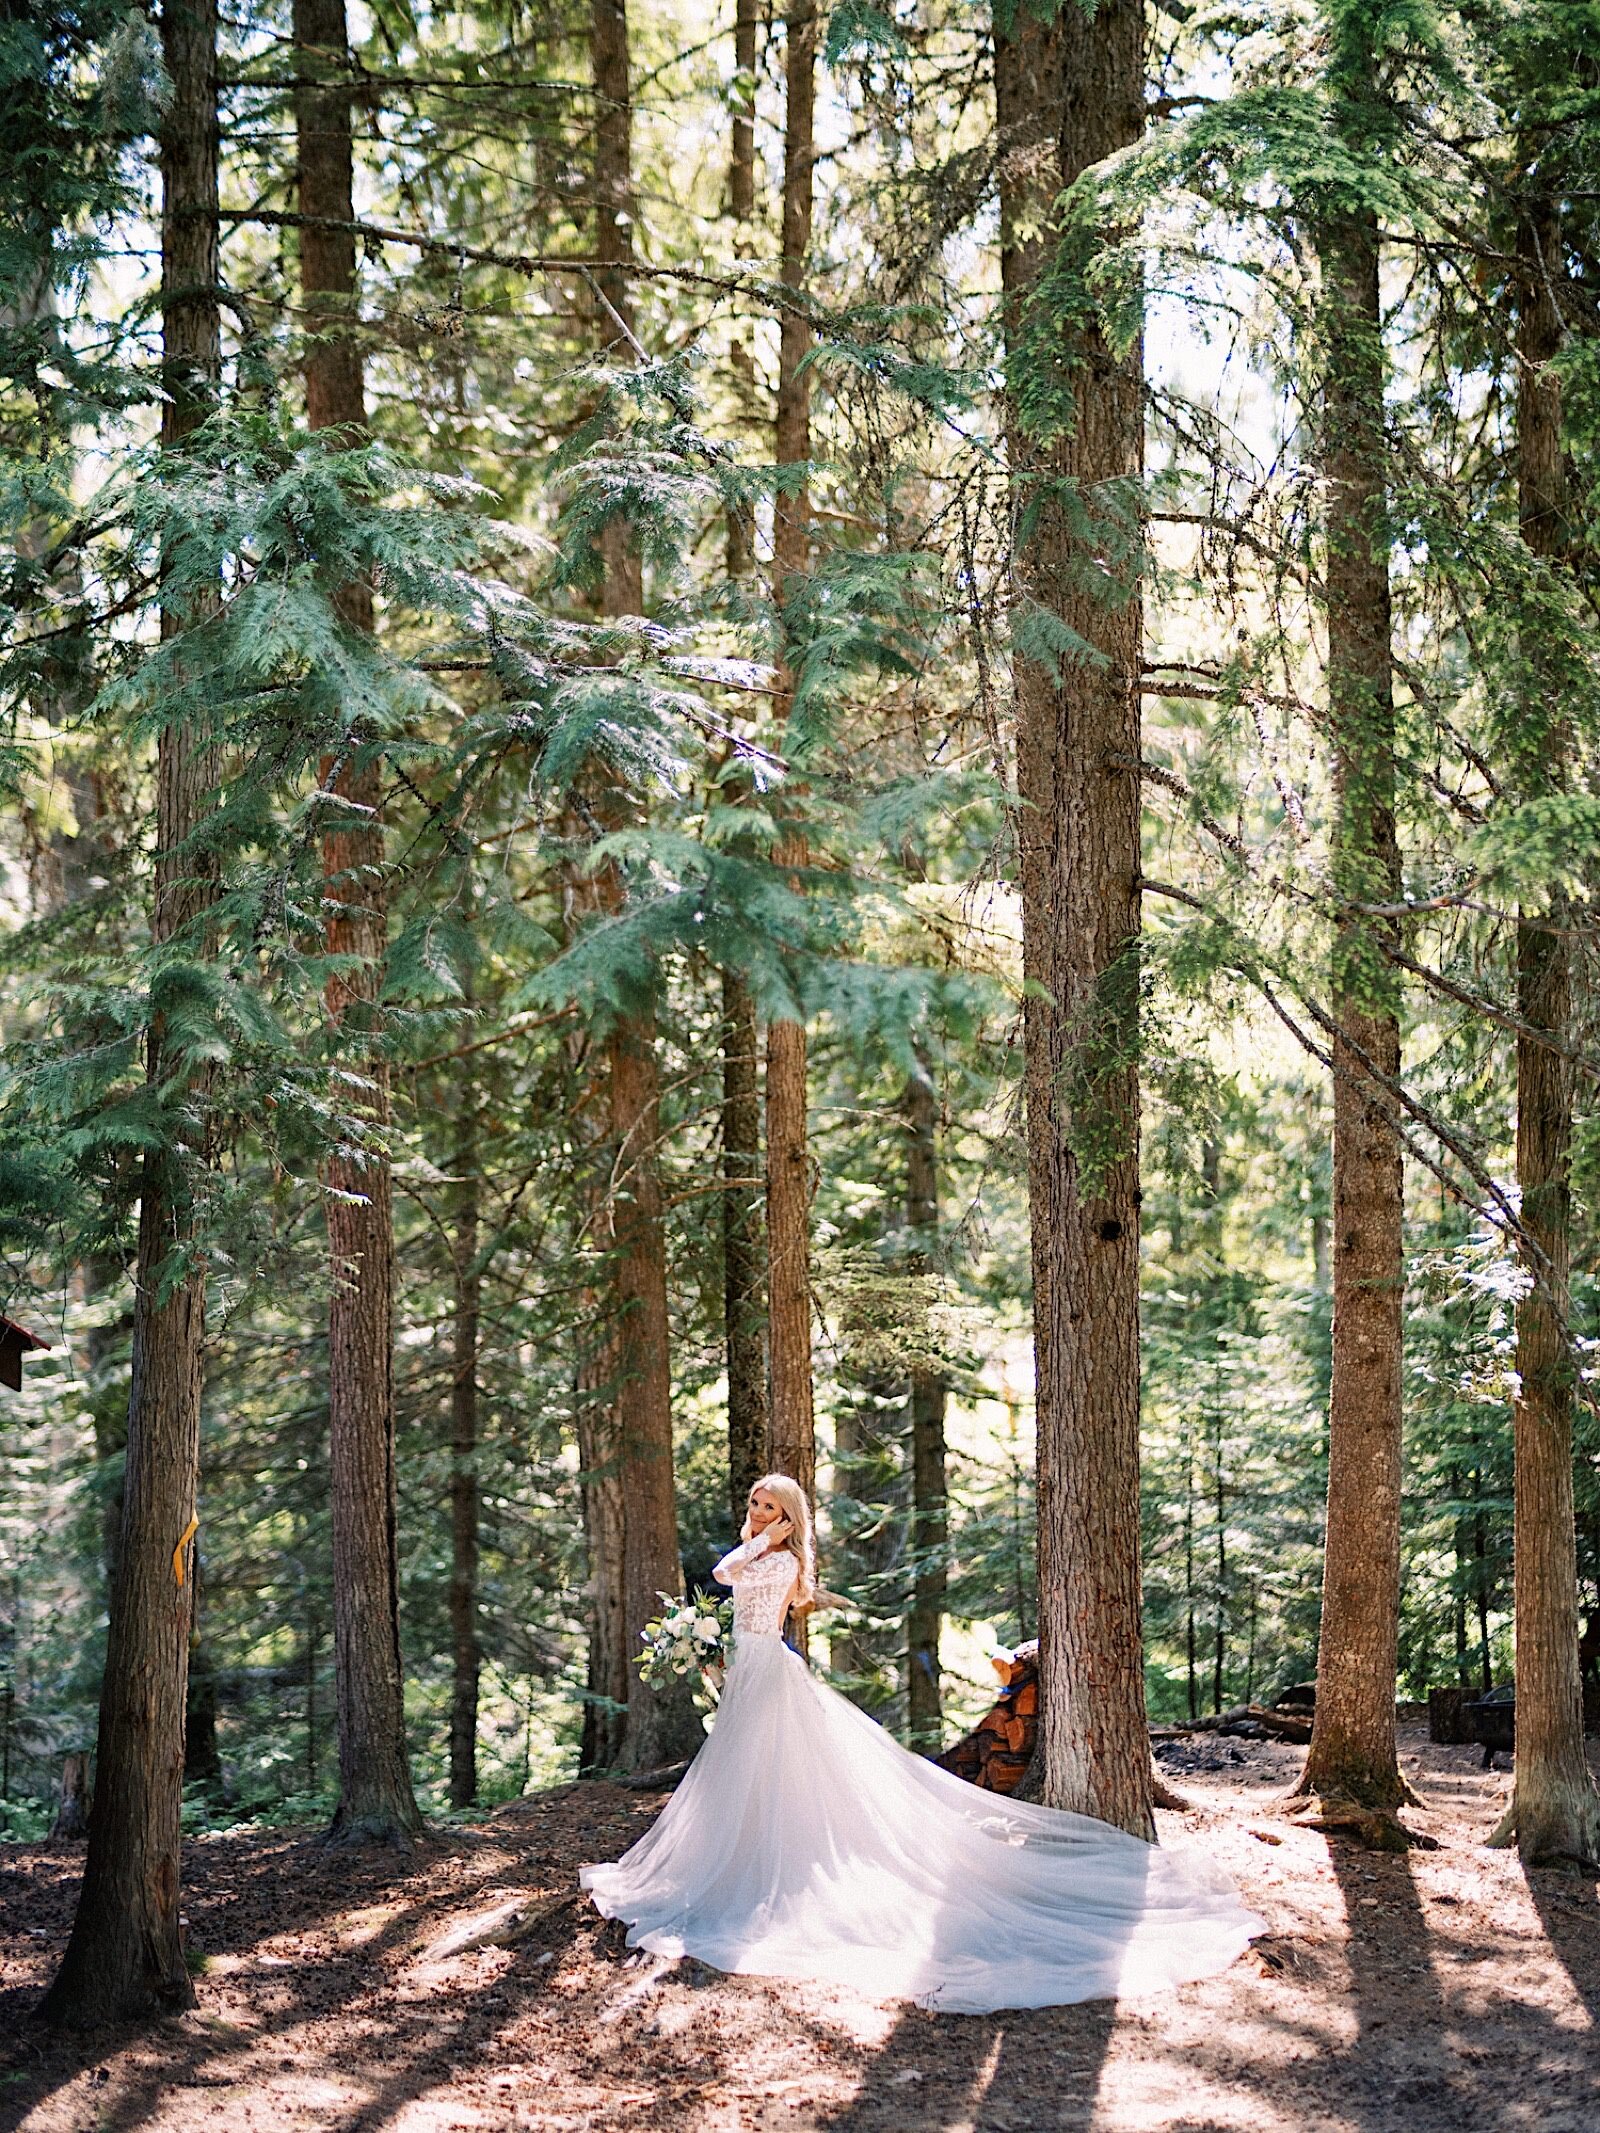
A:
[636,1592,736,1691]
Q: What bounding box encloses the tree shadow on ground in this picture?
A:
[815,2001,1117,2133]
[1313,1835,1459,2129]
[0,1839,513,2131]
[0,1786,687,2133]
[1524,1860,1600,2026]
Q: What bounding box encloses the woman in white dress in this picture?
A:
[581,1474,1261,2013]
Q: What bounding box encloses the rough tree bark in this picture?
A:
[995,0,1152,1838]
[766,0,818,1515]
[41,0,219,2025]
[449,1066,481,1809]
[572,1064,629,1776]
[607,1017,703,1767]
[1489,186,1600,1866]
[723,968,768,1523]
[589,0,701,1769]
[1292,193,1409,1836]
[724,0,761,571]
[569,0,634,1774]
[294,0,422,1847]
[720,0,768,1518]
[730,0,757,224]
[905,1063,947,1750]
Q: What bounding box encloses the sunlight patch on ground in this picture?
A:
[382,2103,505,2130]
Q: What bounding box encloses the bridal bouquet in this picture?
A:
[636,1591,734,1694]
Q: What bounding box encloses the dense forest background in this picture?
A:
[5,0,1600,2020]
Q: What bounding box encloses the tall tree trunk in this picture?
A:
[1451,1470,1471,1688]
[905,1065,947,1750]
[1212,1403,1228,1714]
[1185,1441,1199,1722]
[721,9,768,1514]
[608,1015,703,1767]
[41,0,220,2025]
[448,1072,481,1810]
[589,0,701,1769]
[730,0,757,223]
[573,1135,629,1774]
[1294,195,1408,1827]
[1474,1491,1493,1691]
[765,1013,813,1502]
[1490,186,1600,1865]
[995,0,1152,1838]
[723,968,768,1522]
[724,0,761,579]
[766,0,818,1515]
[295,0,421,1847]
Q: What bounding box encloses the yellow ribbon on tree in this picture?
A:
[173,1514,199,1586]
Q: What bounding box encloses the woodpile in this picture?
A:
[935,1644,1039,1795]
[936,1654,1316,1798]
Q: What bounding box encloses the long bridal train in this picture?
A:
[582,1529,1262,2014]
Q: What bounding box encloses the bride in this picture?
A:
[582,1473,1262,2013]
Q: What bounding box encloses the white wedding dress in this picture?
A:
[580,1531,1262,2013]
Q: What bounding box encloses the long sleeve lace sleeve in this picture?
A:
[712,1531,773,1585]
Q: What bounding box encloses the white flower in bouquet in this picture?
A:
[636,1592,734,1691]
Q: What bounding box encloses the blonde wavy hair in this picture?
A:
[741,1472,818,1610]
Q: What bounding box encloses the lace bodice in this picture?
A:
[712,1531,798,1637]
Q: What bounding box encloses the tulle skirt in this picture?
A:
[580,1633,1262,2013]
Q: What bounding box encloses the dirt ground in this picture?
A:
[1,1724,1597,2133]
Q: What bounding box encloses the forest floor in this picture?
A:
[0,1724,1597,2133]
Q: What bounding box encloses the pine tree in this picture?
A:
[905,1058,947,1749]
[996,0,1152,1837]
[766,0,819,1517]
[1292,1,1410,1838]
[589,0,703,1772]
[1489,139,1600,1867]
[293,0,423,1848]
[448,1033,482,1808]
[41,0,219,2024]
[722,967,768,1522]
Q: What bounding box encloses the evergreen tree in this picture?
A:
[1488,0,1600,1865]
[293,0,424,1849]
[997,0,1152,1838]
[766,0,821,1527]
[1292,0,1411,1839]
[41,0,220,2024]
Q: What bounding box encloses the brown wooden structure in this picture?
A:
[0,1316,49,1392]
[935,1644,1039,1795]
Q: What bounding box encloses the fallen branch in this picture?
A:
[418,1891,572,1964]
[1153,1704,1313,1745]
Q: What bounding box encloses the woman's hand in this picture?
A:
[765,1517,793,1545]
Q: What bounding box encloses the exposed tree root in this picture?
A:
[1151,1771,1196,1813]
[1486,1798,1600,1871]
[620,1759,694,1791]
[317,1814,425,1854]
[1283,1788,1437,1852]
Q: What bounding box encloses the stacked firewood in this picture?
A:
[935,1644,1040,1795]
